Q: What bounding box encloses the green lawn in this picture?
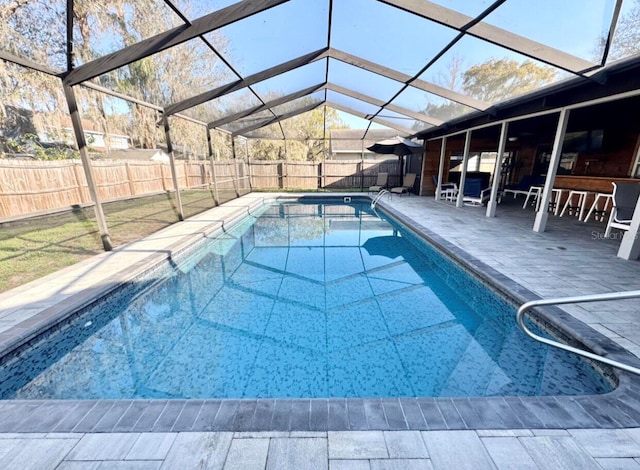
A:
[0,190,231,292]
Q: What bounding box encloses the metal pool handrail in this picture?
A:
[371,189,390,209]
[517,290,640,375]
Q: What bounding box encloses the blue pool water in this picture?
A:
[0,199,613,399]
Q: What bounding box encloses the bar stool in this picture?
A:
[584,192,613,222]
[548,188,567,215]
[525,187,565,214]
[560,190,589,220]
[523,186,542,209]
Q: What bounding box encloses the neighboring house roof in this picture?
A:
[97,149,169,162]
[329,129,398,154]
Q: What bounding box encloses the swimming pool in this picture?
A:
[0,197,613,400]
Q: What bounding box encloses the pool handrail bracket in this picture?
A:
[371,189,390,209]
[517,289,640,375]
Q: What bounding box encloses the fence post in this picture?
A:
[160,164,167,191]
[231,137,239,197]
[72,161,87,203]
[283,161,288,190]
[124,162,136,196]
[247,159,253,192]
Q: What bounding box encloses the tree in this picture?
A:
[246,106,346,161]
[0,1,234,159]
[461,58,557,103]
[604,0,640,62]
[414,55,557,129]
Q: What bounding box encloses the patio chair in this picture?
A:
[432,175,459,201]
[462,177,491,206]
[390,173,416,195]
[368,172,388,193]
[604,182,640,237]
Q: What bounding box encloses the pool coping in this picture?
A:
[2,192,640,433]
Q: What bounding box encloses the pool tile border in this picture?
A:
[2,193,640,433]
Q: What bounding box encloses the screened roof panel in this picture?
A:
[326,90,381,118]
[3,0,639,141]
[426,0,498,18]
[86,37,238,116]
[208,0,329,76]
[334,111,386,130]
[74,0,185,64]
[177,0,241,19]
[390,85,476,121]
[3,0,66,72]
[184,88,263,123]
[241,121,285,139]
[607,0,640,64]
[331,0,458,76]
[282,108,326,139]
[482,0,614,64]
[418,35,571,104]
[270,91,325,117]
[251,60,327,101]
[379,110,431,132]
[222,114,274,134]
[327,59,404,102]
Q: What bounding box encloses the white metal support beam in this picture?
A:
[617,197,640,260]
[435,137,447,201]
[63,84,112,251]
[456,130,472,208]
[486,122,508,217]
[533,108,569,232]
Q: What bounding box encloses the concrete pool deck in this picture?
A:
[1,192,640,468]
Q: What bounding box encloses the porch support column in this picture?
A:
[455,130,472,208]
[206,127,220,206]
[63,83,113,251]
[486,122,508,217]
[617,196,640,260]
[435,137,447,201]
[533,108,569,232]
[162,114,184,221]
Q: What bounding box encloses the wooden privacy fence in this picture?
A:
[249,159,401,190]
[0,158,399,219]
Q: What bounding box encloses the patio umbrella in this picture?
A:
[367,136,423,181]
[366,136,423,156]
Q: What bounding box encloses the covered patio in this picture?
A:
[420,57,640,261]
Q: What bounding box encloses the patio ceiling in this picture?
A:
[3,0,635,141]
